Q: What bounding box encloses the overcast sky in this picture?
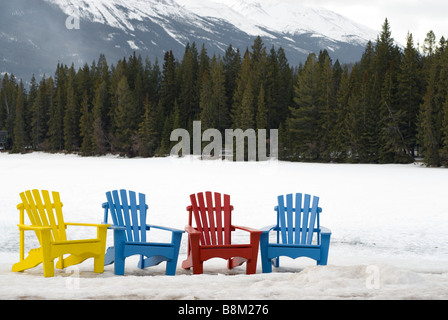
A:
[300,0,448,46]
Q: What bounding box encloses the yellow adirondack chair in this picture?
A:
[12,190,110,277]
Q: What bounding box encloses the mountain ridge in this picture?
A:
[1,0,378,82]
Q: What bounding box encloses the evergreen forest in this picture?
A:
[2,19,448,166]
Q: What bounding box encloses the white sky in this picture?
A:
[300,0,448,46]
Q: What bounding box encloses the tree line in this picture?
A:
[1,19,448,166]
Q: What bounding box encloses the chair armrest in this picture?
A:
[65,222,110,228]
[260,224,277,233]
[17,224,52,231]
[321,226,331,235]
[109,225,126,231]
[232,225,262,234]
[184,225,201,236]
[147,224,184,234]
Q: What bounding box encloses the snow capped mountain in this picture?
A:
[47,0,377,45]
[176,0,377,45]
[1,0,379,83]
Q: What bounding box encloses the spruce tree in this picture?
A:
[92,80,109,155]
[232,49,253,128]
[158,51,177,118]
[397,33,423,158]
[113,76,137,155]
[210,55,227,131]
[48,65,67,151]
[12,81,26,153]
[138,94,159,157]
[256,83,267,130]
[223,45,241,124]
[178,43,199,128]
[79,91,94,156]
[288,53,320,160]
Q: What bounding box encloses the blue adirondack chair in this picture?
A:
[259,193,331,273]
[103,190,184,275]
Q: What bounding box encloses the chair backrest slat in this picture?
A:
[189,192,232,246]
[300,194,311,244]
[277,195,287,244]
[205,192,217,245]
[41,190,60,242]
[105,190,148,243]
[127,190,139,242]
[286,194,294,244]
[276,193,321,246]
[306,196,320,245]
[138,192,147,243]
[214,192,224,245]
[294,193,302,244]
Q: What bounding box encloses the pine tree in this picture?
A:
[91,80,110,155]
[439,91,448,165]
[276,47,294,127]
[288,53,320,160]
[12,81,26,153]
[138,94,159,157]
[31,76,52,150]
[199,69,215,129]
[256,84,267,130]
[158,51,177,118]
[178,43,199,128]
[79,91,93,156]
[48,66,66,152]
[397,33,423,159]
[113,76,137,155]
[317,52,336,161]
[223,45,241,124]
[64,67,79,152]
[239,79,255,130]
[232,49,253,128]
[333,66,352,162]
[264,46,281,129]
[419,86,439,166]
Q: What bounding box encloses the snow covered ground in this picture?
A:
[0,152,447,300]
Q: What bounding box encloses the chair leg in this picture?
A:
[246,258,257,275]
[183,234,202,274]
[166,232,182,276]
[318,233,331,265]
[259,232,272,273]
[192,261,203,275]
[94,254,105,273]
[261,257,272,273]
[40,229,55,277]
[12,248,43,273]
[114,229,126,275]
[166,259,177,276]
[114,258,125,275]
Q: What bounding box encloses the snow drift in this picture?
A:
[0,153,447,300]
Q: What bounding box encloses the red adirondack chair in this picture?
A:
[182,192,262,274]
